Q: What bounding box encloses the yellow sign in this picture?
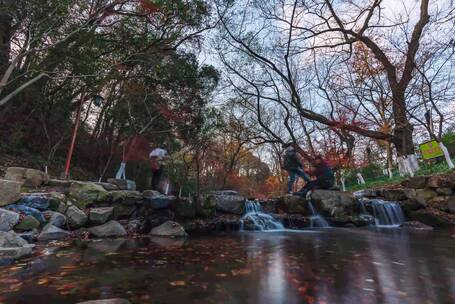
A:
[419,140,443,160]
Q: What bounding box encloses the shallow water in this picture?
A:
[1,228,455,304]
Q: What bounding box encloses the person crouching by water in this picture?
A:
[149,145,168,192]
[282,143,310,194]
[294,155,335,197]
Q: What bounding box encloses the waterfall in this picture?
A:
[240,200,284,231]
[307,201,329,228]
[360,199,405,227]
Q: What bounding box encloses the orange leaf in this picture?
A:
[169,281,186,286]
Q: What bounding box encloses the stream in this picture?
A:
[1,228,454,304]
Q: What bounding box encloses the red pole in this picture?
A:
[64,94,85,179]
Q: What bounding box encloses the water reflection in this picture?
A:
[0,229,454,304]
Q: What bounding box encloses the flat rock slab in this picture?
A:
[145,195,176,209]
[76,299,131,304]
[95,182,119,191]
[0,244,35,260]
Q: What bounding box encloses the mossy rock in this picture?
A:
[69,182,109,209]
[15,216,40,231]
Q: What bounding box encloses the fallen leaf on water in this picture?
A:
[216,273,228,277]
[38,278,49,285]
[169,281,186,286]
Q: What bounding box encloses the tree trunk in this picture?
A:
[391,90,419,176]
[386,142,393,179]
[195,148,202,212]
[0,10,11,77]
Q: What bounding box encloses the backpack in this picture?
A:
[283,149,301,170]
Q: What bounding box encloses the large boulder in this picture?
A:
[146,209,175,229]
[14,215,40,231]
[207,193,245,215]
[400,199,425,215]
[112,204,137,220]
[401,176,429,189]
[426,172,455,188]
[400,221,434,230]
[38,224,71,241]
[107,179,136,191]
[410,208,455,227]
[43,211,67,228]
[382,188,416,201]
[0,179,22,206]
[89,207,114,225]
[310,190,355,217]
[5,167,48,188]
[276,195,309,214]
[143,192,176,209]
[436,187,453,196]
[89,220,127,238]
[149,221,187,238]
[17,194,50,210]
[47,179,73,188]
[66,205,88,229]
[69,182,109,209]
[0,231,28,247]
[0,208,20,231]
[95,182,119,191]
[5,204,45,224]
[170,198,196,219]
[25,192,67,211]
[414,189,438,205]
[198,195,216,217]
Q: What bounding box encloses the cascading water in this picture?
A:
[307,201,329,228]
[359,199,405,227]
[240,200,284,231]
[370,199,405,227]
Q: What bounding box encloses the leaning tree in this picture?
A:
[216,0,454,175]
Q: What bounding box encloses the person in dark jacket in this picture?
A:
[294,155,335,197]
[282,143,310,194]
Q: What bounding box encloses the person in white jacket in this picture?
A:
[149,146,168,191]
